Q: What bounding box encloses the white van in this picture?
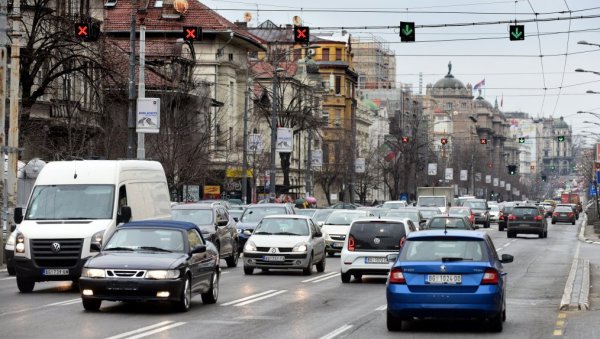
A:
[12,160,171,293]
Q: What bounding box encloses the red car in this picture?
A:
[448,207,476,226]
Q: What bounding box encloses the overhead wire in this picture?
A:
[526,0,547,119]
[550,0,573,117]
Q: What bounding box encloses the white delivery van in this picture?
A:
[12,160,171,293]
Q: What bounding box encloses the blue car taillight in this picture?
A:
[389,267,406,284]
[480,268,499,285]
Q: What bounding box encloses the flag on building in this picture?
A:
[378,142,396,162]
[474,78,485,90]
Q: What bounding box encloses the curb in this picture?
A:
[579,260,590,311]
[559,258,591,311]
[560,258,578,311]
[578,215,600,245]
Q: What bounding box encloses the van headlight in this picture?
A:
[82,268,106,278]
[15,233,25,253]
[146,270,180,280]
[244,240,257,252]
[91,230,104,244]
[293,242,308,253]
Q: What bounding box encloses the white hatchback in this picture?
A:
[340,218,414,283]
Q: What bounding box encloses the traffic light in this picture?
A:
[401,136,409,143]
[480,138,488,145]
[183,26,202,41]
[518,137,525,144]
[551,165,556,171]
[557,135,565,142]
[541,175,547,182]
[507,164,517,175]
[400,21,415,42]
[75,22,91,40]
[441,138,448,145]
[294,26,310,44]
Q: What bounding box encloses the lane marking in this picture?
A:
[556,320,565,327]
[319,324,353,339]
[496,239,517,252]
[46,298,81,307]
[0,277,16,281]
[375,305,387,311]
[221,290,277,306]
[312,273,341,283]
[233,290,287,306]
[302,271,337,283]
[104,321,175,339]
[121,322,185,339]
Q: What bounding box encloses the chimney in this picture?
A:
[235,21,247,29]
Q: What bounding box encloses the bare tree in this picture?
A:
[353,148,380,205]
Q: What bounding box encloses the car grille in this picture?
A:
[31,239,83,268]
[256,247,293,253]
[106,270,146,278]
[330,235,346,241]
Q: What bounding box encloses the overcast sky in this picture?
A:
[202,0,600,144]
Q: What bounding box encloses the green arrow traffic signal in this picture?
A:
[518,137,525,144]
[510,25,525,41]
[557,135,565,142]
[400,21,415,42]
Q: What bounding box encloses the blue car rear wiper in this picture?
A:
[441,257,472,262]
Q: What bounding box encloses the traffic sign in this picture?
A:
[400,22,415,42]
[480,138,488,145]
[557,135,565,142]
[294,26,310,44]
[441,138,448,145]
[183,26,202,41]
[509,25,524,41]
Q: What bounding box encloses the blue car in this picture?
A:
[386,230,513,332]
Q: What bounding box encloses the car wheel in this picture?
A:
[201,271,219,304]
[7,262,15,276]
[341,271,351,283]
[551,219,556,224]
[571,219,576,225]
[387,310,403,331]
[327,251,335,257]
[538,231,544,238]
[225,243,239,268]
[316,254,326,273]
[507,231,515,238]
[302,254,313,276]
[175,276,192,312]
[243,266,254,275]
[82,298,102,311]
[16,276,35,293]
[488,313,503,332]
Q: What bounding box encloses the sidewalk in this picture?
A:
[579,212,600,244]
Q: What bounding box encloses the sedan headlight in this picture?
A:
[244,240,257,252]
[146,270,180,280]
[15,232,25,253]
[293,242,308,253]
[82,268,106,278]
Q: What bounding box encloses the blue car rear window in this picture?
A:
[400,239,488,262]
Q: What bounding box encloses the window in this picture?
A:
[228,53,234,62]
[445,102,453,110]
[461,102,467,109]
[105,0,117,8]
[188,229,204,249]
[322,111,329,125]
[154,0,163,7]
[322,48,330,61]
[335,48,342,61]
[335,76,341,95]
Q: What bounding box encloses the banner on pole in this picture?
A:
[136,98,161,133]
[355,158,366,173]
[428,163,437,175]
[311,150,323,167]
[276,128,293,152]
[475,173,481,182]
[445,168,453,181]
[506,183,511,191]
[460,170,468,181]
[485,175,491,184]
[493,178,499,187]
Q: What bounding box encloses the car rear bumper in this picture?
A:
[341,253,394,274]
[552,216,574,223]
[386,284,503,318]
[79,277,184,302]
[507,223,544,234]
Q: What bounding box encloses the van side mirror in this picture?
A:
[14,207,23,224]
[117,206,132,224]
[90,242,102,252]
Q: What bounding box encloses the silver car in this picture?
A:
[243,215,326,275]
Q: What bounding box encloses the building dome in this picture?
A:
[433,61,466,90]
[553,117,569,129]
[474,95,493,109]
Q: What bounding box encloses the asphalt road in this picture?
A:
[0,218,583,339]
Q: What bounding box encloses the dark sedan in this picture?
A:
[507,205,547,238]
[551,206,576,225]
[79,221,220,312]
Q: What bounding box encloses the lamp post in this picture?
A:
[577,110,600,118]
[586,90,600,94]
[269,67,284,199]
[575,68,600,76]
[578,40,600,48]
[241,82,250,204]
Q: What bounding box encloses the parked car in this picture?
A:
[384,208,426,230]
[551,205,576,225]
[381,201,408,209]
[556,203,579,220]
[229,209,244,223]
[340,218,414,283]
[197,199,232,210]
[79,220,220,312]
[242,215,325,275]
[171,203,240,267]
[461,199,491,228]
[507,205,548,238]
[357,206,390,218]
[321,210,374,256]
[447,207,476,226]
[386,230,513,332]
[541,203,554,217]
[235,204,296,250]
[422,215,475,230]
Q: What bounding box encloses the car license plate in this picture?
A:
[107,281,138,291]
[365,257,388,264]
[332,242,343,248]
[262,256,285,262]
[561,214,566,216]
[43,269,69,276]
[426,274,462,284]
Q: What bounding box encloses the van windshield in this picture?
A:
[26,185,115,220]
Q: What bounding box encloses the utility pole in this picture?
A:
[241,84,249,203]
[136,24,145,159]
[7,0,21,239]
[127,0,137,159]
[349,99,357,203]
[0,0,7,264]
[305,131,312,197]
[269,71,280,199]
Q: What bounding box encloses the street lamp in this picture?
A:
[578,40,600,48]
[586,90,600,94]
[583,121,600,127]
[575,68,600,76]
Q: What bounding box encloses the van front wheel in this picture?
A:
[16,276,35,293]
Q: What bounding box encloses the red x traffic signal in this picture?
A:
[401,136,409,143]
[183,26,202,41]
[480,138,488,145]
[75,23,90,40]
[441,138,448,145]
[294,26,310,44]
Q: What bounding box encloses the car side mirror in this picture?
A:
[14,207,23,224]
[487,207,491,210]
[386,254,399,263]
[10,224,16,232]
[191,245,207,254]
[317,221,324,227]
[233,217,239,222]
[117,206,132,224]
[500,254,514,264]
[314,231,322,238]
[218,220,228,227]
[90,242,102,252]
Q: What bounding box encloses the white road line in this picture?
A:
[104,321,175,339]
[319,324,353,339]
[234,290,287,306]
[312,273,341,283]
[221,290,278,306]
[497,239,516,252]
[302,271,338,283]
[375,305,387,311]
[123,322,186,339]
[46,298,81,307]
[0,276,15,281]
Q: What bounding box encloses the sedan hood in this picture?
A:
[248,235,310,248]
[86,252,186,270]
